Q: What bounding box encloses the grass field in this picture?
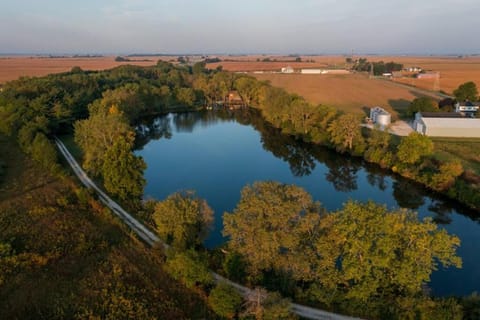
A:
[432,137,480,175]
[253,73,428,119]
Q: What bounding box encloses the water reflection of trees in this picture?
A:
[246,110,317,177]
[136,115,173,150]
[392,180,426,210]
[137,110,479,225]
[429,200,454,225]
[366,172,388,191]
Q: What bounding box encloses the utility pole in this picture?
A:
[433,72,440,91]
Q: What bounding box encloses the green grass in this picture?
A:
[432,137,480,175]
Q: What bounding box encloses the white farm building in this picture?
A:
[369,107,391,127]
[413,112,480,138]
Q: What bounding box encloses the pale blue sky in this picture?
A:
[1,0,479,54]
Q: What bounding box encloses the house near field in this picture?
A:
[413,112,480,137]
[392,71,403,78]
[404,66,422,72]
[416,72,439,79]
[224,90,244,109]
[455,101,479,114]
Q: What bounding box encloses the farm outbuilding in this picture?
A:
[455,101,479,114]
[417,72,439,79]
[370,107,391,127]
[281,66,294,73]
[224,90,244,108]
[414,112,480,137]
[301,69,324,74]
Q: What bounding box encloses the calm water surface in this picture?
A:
[135,111,480,297]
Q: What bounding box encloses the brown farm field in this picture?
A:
[253,73,428,119]
[0,55,174,84]
[207,55,344,72]
[371,56,480,95]
[209,55,480,96]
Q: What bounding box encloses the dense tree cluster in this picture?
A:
[351,58,403,75]
[453,81,478,102]
[153,191,214,250]
[406,97,439,116]
[224,182,462,319]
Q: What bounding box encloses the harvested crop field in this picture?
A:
[0,56,172,84]
[209,55,480,96]
[359,56,480,95]
[207,55,344,72]
[253,73,433,119]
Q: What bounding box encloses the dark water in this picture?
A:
[135,110,480,297]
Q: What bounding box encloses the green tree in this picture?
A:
[222,251,247,282]
[164,250,213,289]
[223,181,323,279]
[176,87,196,107]
[74,111,132,176]
[309,105,338,144]
[102,134,146,203]
[284,97,317,136]
[192,61,207,75]
[262,292,297,320]
[406,97,438,117]
[364,127,393,168]
[453,81,478,101]
[327,113,365,155]
[430,161,464,191]
[153,191,213,250]
[242,289,296,320]
[396,132,434,165]
[30,132,60,173]
[314,201,461,304]
[208,282,243,319]
[88,83,147,123]
[235,76,260,107]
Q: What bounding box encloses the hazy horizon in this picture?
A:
[1,0,479,55]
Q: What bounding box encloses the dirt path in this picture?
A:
[384,78,452,100]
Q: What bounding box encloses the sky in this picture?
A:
[1,0,479,55]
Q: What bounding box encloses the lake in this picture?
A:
[135,110,480,297]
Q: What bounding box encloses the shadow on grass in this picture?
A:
[387,98,410,120]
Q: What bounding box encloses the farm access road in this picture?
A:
[55,137,362,320]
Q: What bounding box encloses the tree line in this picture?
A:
[146,182,464,319]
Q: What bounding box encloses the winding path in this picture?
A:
[55,137,362,320]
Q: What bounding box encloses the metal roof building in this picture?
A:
[414,112,480,137]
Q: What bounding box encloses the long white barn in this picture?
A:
[414,112,480,138]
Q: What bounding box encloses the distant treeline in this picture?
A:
[348,57,403,75]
